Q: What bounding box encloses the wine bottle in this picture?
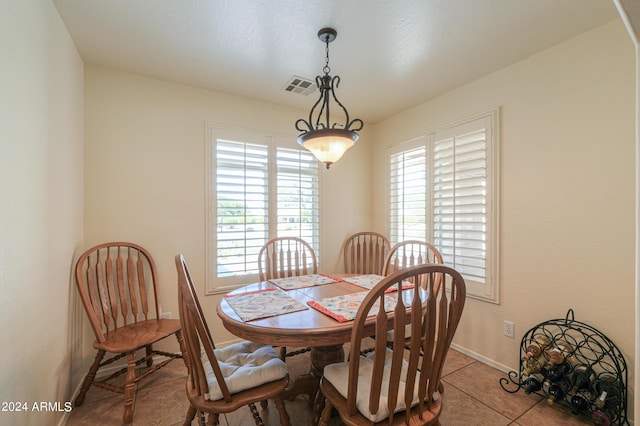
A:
[545,361,570,383]
[546,341,573,367]
[570,363,594,392]
[522,374,543,394]
[592,408,615,426]
[592,374,621,424]
[521,357,545,378]
[594,374,621,403]
[522,335,552,360]
[546,375,571,405]
[570,389,594,415]
[593,390,608,410]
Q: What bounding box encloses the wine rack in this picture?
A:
[499,309,628,425]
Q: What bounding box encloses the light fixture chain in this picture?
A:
[323,38,331,75]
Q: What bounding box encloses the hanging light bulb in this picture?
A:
[295,28,363,169]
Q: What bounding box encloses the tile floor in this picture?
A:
[66,348,594,425]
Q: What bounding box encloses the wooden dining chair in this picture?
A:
[342,231,390,275]
[362,240,444,354]
[319,264,466,426]
[382,240,443,277]
[74,242,186,424]
[258,236,318,280]
[175,254,290,426]
[258,237,317,359]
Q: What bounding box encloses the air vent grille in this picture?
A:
[284,76,316,96]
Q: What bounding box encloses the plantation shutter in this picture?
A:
[215,139,269,278]
[276,148,320,254]
[389,143,427,243]
[432,118,489,284]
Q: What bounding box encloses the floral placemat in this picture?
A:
[307,291,397,323]
[342,274,414,293]
[224,288,308,322]
[269,273,339,290]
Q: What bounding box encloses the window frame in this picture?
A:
[387,109,500,303]
[205,124,321,294]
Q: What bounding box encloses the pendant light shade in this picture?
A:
[298,128,358,166]
[295,28,363,169]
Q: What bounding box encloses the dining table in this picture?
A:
[216,272,426,425]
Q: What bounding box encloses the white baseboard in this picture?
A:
[449,343,515,374]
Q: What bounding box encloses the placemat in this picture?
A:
[269,273,339,290]
[224,287,308,322]
[307,291,397,323]
[342,274,414,293]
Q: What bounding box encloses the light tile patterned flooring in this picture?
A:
[66,348,593,425]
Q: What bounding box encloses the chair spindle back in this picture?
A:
[176,254,233,403]
[342,232,390,275]
[75,242,161,343]
[258,237,317,281]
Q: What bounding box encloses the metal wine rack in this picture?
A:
[499,309,628,425]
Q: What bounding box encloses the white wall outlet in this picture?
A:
[161,312,172,319]
[503,320,515,338]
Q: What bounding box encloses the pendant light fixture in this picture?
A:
[295,28,363,169]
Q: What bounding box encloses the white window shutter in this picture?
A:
[433,127,487,284]
[389,144,427,243]
[276,148,320,253]
[215,140,269,278]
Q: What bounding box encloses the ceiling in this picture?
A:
[53,0,620,124]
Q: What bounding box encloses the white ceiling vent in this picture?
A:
[283,76,316,96]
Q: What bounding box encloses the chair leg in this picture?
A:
[248,403,265,426]
[122,352,137,424]
[177,330,189,368]
[274,396,290,426]
[318,400,334,426]
[75,349,106,406]
[184,405,197,426]
[279,346,287,360]
[198,411,207,426]
[145,344,154,368]
[206,412,219,426]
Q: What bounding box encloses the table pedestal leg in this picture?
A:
[282,344,344,425]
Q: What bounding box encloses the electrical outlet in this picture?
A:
[503,320,515,338]
[161,312,172,320]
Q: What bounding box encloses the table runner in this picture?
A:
[224,287,308,322]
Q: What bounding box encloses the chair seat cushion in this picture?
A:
[386,324,412,342]
[323,348,424,423]
[202,341,287,401]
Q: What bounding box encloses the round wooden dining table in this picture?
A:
[216,274,372,424]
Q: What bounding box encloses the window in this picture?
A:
[215,140,268,279]
[276,148,319,244]
[206,126,320,293]
[388,110,499,302]
[389,142,427,242]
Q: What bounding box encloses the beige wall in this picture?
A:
[83,66,373,344]
[2,1,633,423]
[0,1,84,425]
[372,18,636,403]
